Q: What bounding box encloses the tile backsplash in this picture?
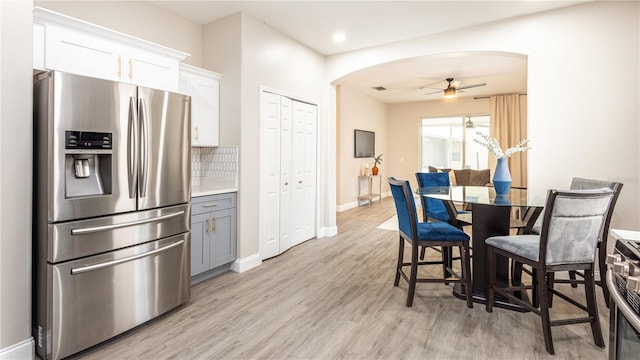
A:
[191,146,238,180]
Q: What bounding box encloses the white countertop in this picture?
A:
[610,228,640,241]
[192,178,237,197]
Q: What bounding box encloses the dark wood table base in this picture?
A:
[452,283,531,312]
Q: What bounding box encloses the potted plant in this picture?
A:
[372,153,383,175]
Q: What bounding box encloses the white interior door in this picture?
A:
[260,91,317,260]
[260,92,281,259]
[279,97,294,252]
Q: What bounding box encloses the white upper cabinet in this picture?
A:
[33,7,189,92]
[179,64,222,147]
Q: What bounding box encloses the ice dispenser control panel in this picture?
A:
[65,131,112,149]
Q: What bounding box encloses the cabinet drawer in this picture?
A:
[191,193,236,215]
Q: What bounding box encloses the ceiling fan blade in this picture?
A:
[456,82,487,90]
[419,86,445,90]
[423,90,442,96]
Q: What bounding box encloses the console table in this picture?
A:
[357,175,381,207]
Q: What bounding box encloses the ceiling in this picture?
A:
[148,1,587,103]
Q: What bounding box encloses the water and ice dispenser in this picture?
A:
[64,131,113,198]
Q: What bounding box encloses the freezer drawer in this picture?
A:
[35,234,190,360]
[48,203,190,263]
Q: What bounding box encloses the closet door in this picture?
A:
[299,101,317,241]
[259,91,317,260]
[291,101,317,245]
[279,97,294,252]
[260,92,282,259]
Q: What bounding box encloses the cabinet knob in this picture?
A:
[284,182,288,186]
[299,180,302,184]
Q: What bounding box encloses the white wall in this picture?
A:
[0,0,35,357]
[35,0,203,66]
[338,85,388,209]
[204,13,331,259]
[328,1,640,230]
[203,13,242,146]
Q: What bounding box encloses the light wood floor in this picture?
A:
[74,197,609,359]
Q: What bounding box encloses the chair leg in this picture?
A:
[538,271,555,355]
[568,270,578,288]
[584,269,605,348]
[442,247,451,284]
[419,246,426,260]
[406,242,419,307]
[547,272,555,308]
[512,260,523,301]
[486,246,496,313]
[598,243,611,308]
[531,268,539,308]
[394,235,404,287]
[512,260,523,286]
[462,243,473,309]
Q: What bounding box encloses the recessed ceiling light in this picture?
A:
[332,32,346,43]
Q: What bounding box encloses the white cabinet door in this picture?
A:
[45,24,121,82]
[34,7,188,91]
[179,64,221,146]
[124,46,181,92]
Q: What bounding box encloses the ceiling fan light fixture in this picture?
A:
[465,117,475,128]
[444,87,456,98]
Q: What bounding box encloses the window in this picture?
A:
[420,115,490,171]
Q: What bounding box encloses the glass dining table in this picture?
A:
[416,185,545,311]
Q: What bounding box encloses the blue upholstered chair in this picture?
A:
[415,172,470,228]
[388,177,472,308]
[485,189,614,355]
[527,177,622,307]
[415,172,472,263]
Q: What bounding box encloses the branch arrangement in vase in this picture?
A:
[473,133,531,158]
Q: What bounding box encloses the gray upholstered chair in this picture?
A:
[485,188,614,355]
[388,177,472,308]
[528,177,623,307]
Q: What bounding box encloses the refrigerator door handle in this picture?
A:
[138,97,149,198]
[70,210,185,236]
[70,239,184,275]
[128,97,137,198]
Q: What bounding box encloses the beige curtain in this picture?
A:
[490,94,528,188]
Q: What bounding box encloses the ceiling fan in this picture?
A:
[421,77,486,99]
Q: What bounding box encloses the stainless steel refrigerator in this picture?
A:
[33,71,191,360]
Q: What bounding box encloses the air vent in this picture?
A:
[372,86,387,91]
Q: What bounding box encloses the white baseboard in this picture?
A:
[230,253,262,273]
[0,338,34,360]
[337,193,390,212]
[317,225,338,238]
[337,201,358,212]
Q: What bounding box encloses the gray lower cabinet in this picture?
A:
[191,192,237,279]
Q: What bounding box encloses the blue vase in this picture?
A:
[493,157,512,195]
